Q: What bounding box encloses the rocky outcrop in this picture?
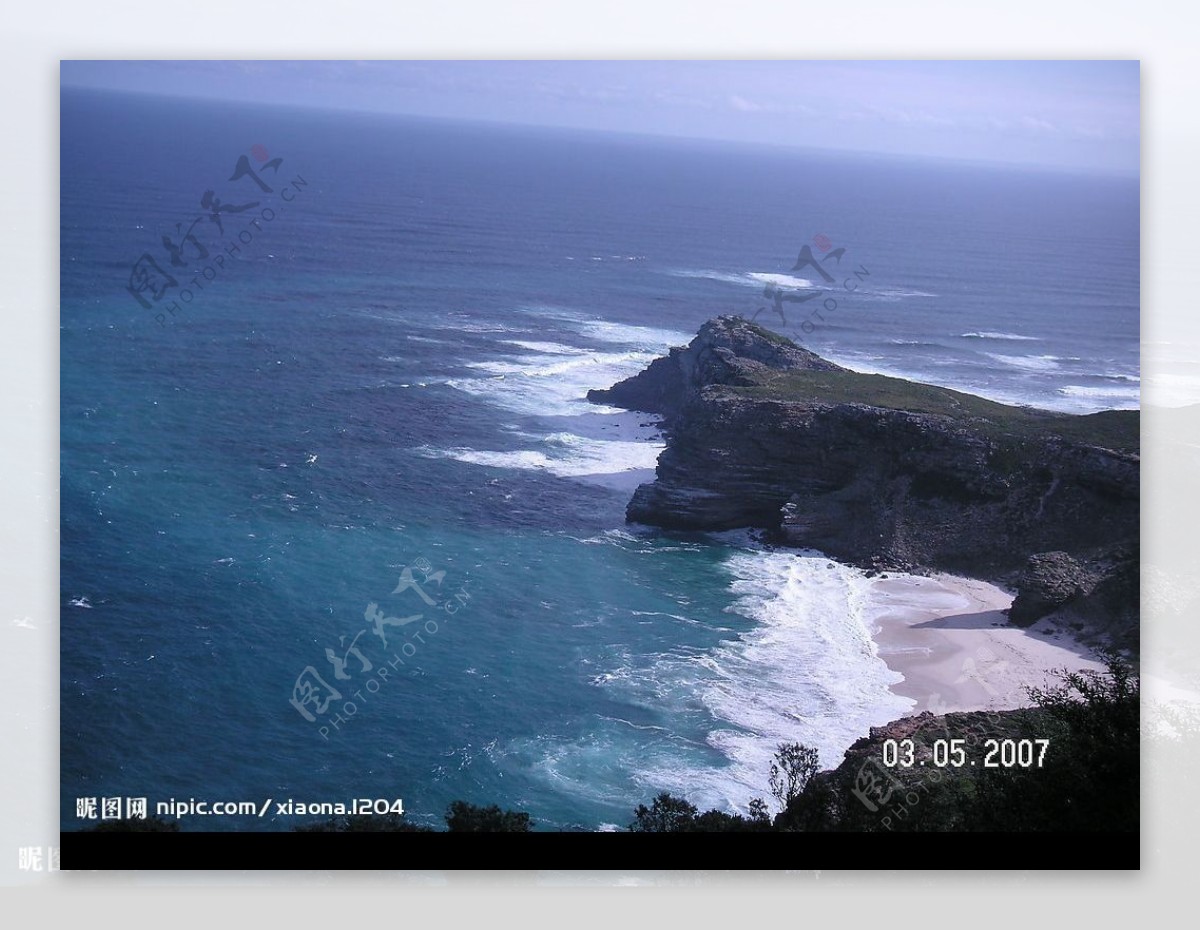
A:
[1009,546,1139,648]
[587,316,842,418]
[591,316,1139,639]
[1009,551,1095,626]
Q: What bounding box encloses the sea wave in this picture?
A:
[665,268,937,304]
[557,539,917,815]
[889,338,945,347]
[443,315,690,418]
[1058,384,1141,403]
[502,340,580,355]
[863,286,938,301]
[447,347,657,418]
[419,430,663,482]
[437,320,678,483]
[986,353,1064,372]
[960,331,1040,341]
[666,268,816,290]
[667,548,913,810]
[574,318,693,352]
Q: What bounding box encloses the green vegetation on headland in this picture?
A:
[85,654,1137,834]
[592,315,1138,456]
[732,367,1138,455]
[736,318,801,348]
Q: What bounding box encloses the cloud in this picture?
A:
[729,94,764,112]
[1020,115,1058,133]
[727,94,816,117]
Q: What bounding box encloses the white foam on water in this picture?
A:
[574,527,642,546]
[961,331,1041,342]
[422,431,663,482]
[1056,384,1140,411]
[615,548,915,812]
[440,315,687,418]
[987,353,1064,371]
[539,536,919,815]
[666,268,815,291]
[747,272,818,289]
[436,320,514,334]
[1059,384,1141,400]
[664,268,935,304]
[434,317,682,483]
[573,318,693,353]
[447,348,658,418]
[503,340,580,355]
[862,286,938,300]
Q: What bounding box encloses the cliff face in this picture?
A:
[590,317,1139,638]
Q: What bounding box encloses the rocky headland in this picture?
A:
[588,316,1139,646]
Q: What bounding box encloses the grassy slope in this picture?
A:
[726,368,1139,454]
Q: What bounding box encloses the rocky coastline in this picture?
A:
[588,316,1139,646]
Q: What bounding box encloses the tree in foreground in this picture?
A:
[444,801,532,832]
[768,742,820,812]
[968,649,1139,832]
[629,793,699,832]
[629,792,773,832]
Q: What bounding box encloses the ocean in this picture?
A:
[60,88,1139,830]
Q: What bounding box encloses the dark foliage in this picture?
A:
[629,792,771,832]
[966,649,1138,832]
[444,801,532,832]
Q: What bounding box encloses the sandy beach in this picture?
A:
[867,573,1106,715]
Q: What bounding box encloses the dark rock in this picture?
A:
[1008,543,1139,647]
[586,315,841,419]
[1008,551,1094,626]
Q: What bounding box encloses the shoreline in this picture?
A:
[866,572,1105,715]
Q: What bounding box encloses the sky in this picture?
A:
[61,60,1140,174]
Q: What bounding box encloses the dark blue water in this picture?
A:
[60,88,1138,831]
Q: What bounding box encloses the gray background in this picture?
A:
[1,0,1192,918]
